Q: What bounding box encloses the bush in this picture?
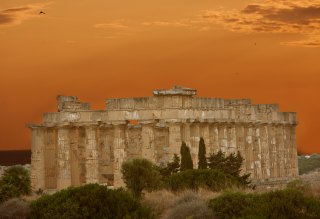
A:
[0,198,31,219]
[0,165,31,203]
[209,189,320,219]
[298,154,320,175]
[180,142,193,171]
[122,158,162,198]
[30,184,153,219]
[162,191,215,219]
[164,169,246,192]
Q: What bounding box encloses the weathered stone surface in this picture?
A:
[28,86,298,191]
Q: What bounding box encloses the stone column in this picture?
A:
[253,126,262,179]
[141,124,155,162]
[227,123,237,154]
[290,125,299,177]
[168,122,182,158]
[181,123,191,149]
[260,125,271,179]
[113,124,126,188]
[218,124,228,153]
[200,123,210,156]
[85,126,99,184]
[70,127,80,186]
[244,124,254,177]
[236,124,246,173]
[30,127,45,190]
[44,128,57,189]
[276,125,285,178]
[210,123,219,154]
[268,125,277,178]
[57,127,71,190]
[283,125,291,177]
[190,122,200,168]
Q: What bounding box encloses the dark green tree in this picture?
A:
[0,165,31,203]
[31,184,153,219]
[121,158,161,198]
[207,150,226,170]
[207,150,250,185]
[180,142,193,171]
[159,154,180,177]
[198,137,207,169]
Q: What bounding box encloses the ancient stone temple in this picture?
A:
[29,86,298,191]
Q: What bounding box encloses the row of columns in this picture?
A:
[31,122,298,190]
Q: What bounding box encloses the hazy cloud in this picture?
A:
[200,0,320,47]
[281,35,320,47]
[142,21,190,27]
[0,4,49,26]
[93,23,128,29]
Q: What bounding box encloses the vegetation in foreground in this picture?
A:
[0,165,31,203]
[30,184,153,219]
[299,154,320,175]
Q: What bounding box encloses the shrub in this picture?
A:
[164,169,246,192]
[0,198,31,219]
[180,142,193,171]
[121,158,162,198]
[207,151,251,186]
[30,184,153,219]
[162,190,215,219]
[198,137,207,169]
[142,190,176,217]
[158,154,180,178]
[209,189,320,219]
[0,165,31,203]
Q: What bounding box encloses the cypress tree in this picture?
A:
[198,137,207,169]
[180,142,193,171]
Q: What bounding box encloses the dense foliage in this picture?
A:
[180,142,193,171]
[121,158,161,198]
[30,184,153,219]
[209,189,320,219]
[198,137,207,169]
[0,165,31,203]
[158,154,180,177]
[298,154,320,175]
[164,169,246,192]
[208,150,251,185]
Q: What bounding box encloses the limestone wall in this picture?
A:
[29,86,298,191]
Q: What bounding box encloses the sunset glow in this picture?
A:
[1,0,320,154]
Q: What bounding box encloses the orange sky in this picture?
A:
[0,0,320,154]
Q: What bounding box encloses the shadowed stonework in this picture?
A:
[28,86,298,191]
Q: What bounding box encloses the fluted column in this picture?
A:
[30,127,45,190]
[57,127,71,189]
[141,124,155,162]
[113,125,126,188]
[190,122,200,167]
[212,123,219,153]
[200,123,210,151]
[268,125,277,178]
[85,126,99,184]
[227,124,237,154]
[181,123,191,149]
[244,125,254,177]
[290,126,299,177]
[276,125,285,178]
[236,124,246,173]
[218,124,228,153]
[260,125,271,179]
[253,126,262,179]
[168,123,182,157]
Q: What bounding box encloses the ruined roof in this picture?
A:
[153,85,197,96]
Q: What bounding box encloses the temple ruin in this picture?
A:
[29,86,298,191]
